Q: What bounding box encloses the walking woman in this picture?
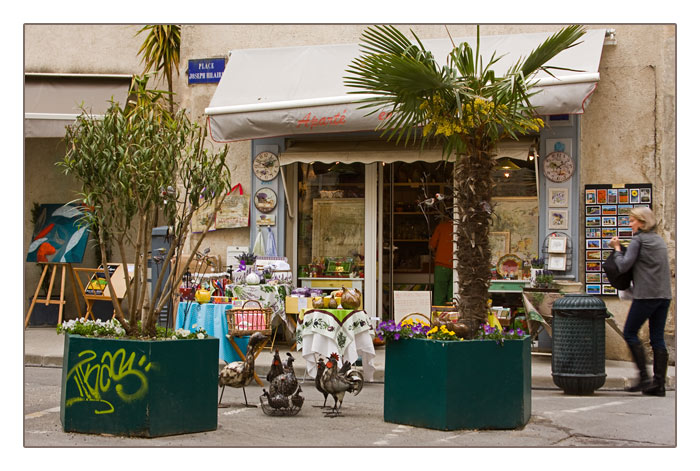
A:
[609,207,672,396]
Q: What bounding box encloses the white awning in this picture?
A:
[280,138,534,165]
[24,74,131,138]
[206,29,606,142]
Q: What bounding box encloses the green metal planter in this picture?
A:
[60,334,219,437]
[384,337,531,430]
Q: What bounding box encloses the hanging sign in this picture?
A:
[187,58,226,84]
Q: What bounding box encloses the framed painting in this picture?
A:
[489,231,510,266]
[491,197,538,264]
[548,209,568,230]
[548,187,568,208]
[27,203,90,263]
[312,198,365,259]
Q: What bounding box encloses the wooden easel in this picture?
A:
[25,262,83,328]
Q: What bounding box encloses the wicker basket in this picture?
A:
[226,300,272,337]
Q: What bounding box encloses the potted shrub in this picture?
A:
[346,24,582,431]
[378,319,530,430]
[57,74,231,437]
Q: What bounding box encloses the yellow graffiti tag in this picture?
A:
[65,348,152,415]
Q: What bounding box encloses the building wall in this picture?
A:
[24,25,676,361]
[579,25,676,360]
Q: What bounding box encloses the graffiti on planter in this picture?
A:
[65,348,153,414]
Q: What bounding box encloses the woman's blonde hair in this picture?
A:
[630,206,656,232]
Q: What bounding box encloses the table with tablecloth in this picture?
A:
[175,302,241,363]
[226,282,293,333]
[295,308,376,382]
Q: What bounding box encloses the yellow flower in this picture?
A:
[427,326,438,335]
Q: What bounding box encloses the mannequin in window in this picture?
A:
[429,216,454,306]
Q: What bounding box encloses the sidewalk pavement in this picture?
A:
[23,326,675,391]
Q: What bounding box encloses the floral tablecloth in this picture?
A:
[227,282,293,333]
[295,309,376,381]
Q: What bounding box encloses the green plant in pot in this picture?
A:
[56,74,230,437]
[346,24,584,430]
[376,317,530,430]
[534,270,555,289]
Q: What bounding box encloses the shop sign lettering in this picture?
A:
[295,109,393,130]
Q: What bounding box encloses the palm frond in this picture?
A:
[519,25,585,77]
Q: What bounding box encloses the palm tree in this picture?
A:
[345,25,585,336]
[136,24,181,114]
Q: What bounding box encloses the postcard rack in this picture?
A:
[583,183,653,295]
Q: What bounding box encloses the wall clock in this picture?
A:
[253,151,280,181]
[254,187,277,214]
[543,151,574,183]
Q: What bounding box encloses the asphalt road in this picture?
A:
[23,366,675,448]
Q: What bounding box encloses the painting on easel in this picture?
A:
[26,203,90,263]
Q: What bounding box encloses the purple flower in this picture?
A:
[394,333,400,340]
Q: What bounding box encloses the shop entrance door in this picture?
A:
[379,161,454,320]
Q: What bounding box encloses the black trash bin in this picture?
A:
[551,294,607,395]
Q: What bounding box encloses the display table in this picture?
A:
[298,277,364,292]
[488,279,530,293]
[175,302,242,363]
[226,282,293,332]
[295,309,376,382]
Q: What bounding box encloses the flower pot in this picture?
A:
[60,334,219,437]
[384,337,531,430]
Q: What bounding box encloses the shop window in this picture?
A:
[296,162,365,278]
[490,156,539,270]
[492,156,537,197]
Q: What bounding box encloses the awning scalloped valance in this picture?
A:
[279,138,535,165]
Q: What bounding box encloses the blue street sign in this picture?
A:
[187,58,226,84]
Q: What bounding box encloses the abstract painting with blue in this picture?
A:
[27,203,90,263]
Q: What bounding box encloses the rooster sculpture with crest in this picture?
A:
[318,352,364,417]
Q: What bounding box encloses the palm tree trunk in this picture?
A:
[453,144,495,335]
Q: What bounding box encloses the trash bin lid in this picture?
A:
[552,293,607,317]
[152,226,171,237]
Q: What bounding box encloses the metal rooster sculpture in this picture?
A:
[318,353,364,417]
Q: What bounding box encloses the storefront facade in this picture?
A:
[23,24,676,360]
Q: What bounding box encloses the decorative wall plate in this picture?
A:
[496,254,522,277]
[254,187,277,213]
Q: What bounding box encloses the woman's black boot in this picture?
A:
[625,343,651,392]
[643,349,668,397]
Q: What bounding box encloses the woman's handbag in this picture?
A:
[602,247,633,290]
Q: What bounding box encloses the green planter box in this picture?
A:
[60,334,219,437]
[384,337,531,430]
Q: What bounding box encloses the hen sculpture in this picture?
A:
[260,350,304,416]
[218,332,268,407]
[319,353,364,417]
[266,349,285,383]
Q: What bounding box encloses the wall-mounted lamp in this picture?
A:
[528,145,539,161]
[605,29,617,46]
